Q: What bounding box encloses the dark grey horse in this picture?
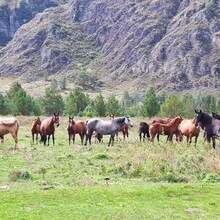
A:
[85,116,133,146]
[195,110,220,149]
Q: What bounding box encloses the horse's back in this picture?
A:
[0,117,19,136]
[75,120,87,133]
[179,119,199,136]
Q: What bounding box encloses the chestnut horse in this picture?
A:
[31,116,41,144]
[0,116,19,150]
[40,113,60,146]
[149,116,183,143]
[151,118,173,142]
[178,118,200,145]
[67,117,87,145]
[110,114,129,141]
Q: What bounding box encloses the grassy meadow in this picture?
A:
[1,116,220,219]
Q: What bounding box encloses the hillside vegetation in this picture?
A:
[0,0,220,97]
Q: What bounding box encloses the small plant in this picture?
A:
[93,153,109,160]
[9,171,32,181]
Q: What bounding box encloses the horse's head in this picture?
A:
[110,114,115,120]
[68,116,75,126]
[125,116,133,128]
[212,112,220,120]
[194,110,203,128]
[53,113,60,127]
[35,116,41,125]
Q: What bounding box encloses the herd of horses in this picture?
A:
[0,110,220,150]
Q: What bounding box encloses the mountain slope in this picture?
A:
[0,0,220,97]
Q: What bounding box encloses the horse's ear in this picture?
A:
[199,110,202,113]
[195,110,198,113]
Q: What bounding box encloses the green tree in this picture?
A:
[159,94,184,118]
[181,94,196,118]
[94,93,106,116]
[6,82,41,115]
[140,87,160,117]
[195,93,217,114]
[0,94,8,115]
[60,75,67,90]
[65,87,89,116]
[106,95,122,116]
[40,87,65,115]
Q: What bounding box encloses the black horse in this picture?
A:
[139,122,150,142]
[195,110,220,149]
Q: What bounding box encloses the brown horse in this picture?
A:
[0,116,19,150]
[67,117,87,145]
[40,113,60,146]
[149,116,183,143]
[151,118,172,142]
[31,116,41,144]
[178,118,200,145]
[110,114,129,141]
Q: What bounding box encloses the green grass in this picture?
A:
[0,116,220,219]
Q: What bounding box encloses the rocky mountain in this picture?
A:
[0,0,220,97]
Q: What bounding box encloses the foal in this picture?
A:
[31,116,41,144]
[67,117,87,145]
[139,122,150,142]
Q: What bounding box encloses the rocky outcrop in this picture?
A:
[0,0,68,47]
[0,0,220,95]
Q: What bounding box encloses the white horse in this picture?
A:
[85,116,133,146]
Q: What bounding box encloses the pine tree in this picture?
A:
[140,87,160,117]
[65,87,89,116]
[159,94,184,118]
[106,95,122,116]
[94,93,106,116]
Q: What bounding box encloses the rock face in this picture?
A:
[0,0,220,95]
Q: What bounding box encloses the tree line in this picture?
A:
[0,81,219,118]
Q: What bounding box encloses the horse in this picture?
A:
[31,116,41,144]
[178,118,200,145]
[149,116,183,143]
[67,117,87,145]
[85,116,133,147]
[151,118,181,142]
[0,116,19,150]
[212,112,220,120]
[138,122,150,142]
[110,114,129,141]
[195,110,220,149]
[40,113,60,146]
[93,132,103,143]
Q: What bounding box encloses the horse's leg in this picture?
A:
[72,134,75,144]
[68,133,71,145]
[212,136,216,149]
[156,134,160,143]
[108,134,115,147]
[79,133,83,145]
[52,133,55,146]
[85,130,93,146]
[139,133,142,142]
[10,132,19,150]
[32,132,34,144]
[47,134,50,146]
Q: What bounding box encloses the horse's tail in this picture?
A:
[16,119,20,135]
